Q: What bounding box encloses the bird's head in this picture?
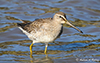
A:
[53,12,83,33]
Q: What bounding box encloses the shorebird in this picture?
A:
[17,12,83,54]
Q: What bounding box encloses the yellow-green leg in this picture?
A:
[30,43,33,54]
[30,43,33,63]
[44,44,48,54]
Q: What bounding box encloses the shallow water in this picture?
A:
[0,0,100,63]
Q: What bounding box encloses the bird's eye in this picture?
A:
[59,16,62,18]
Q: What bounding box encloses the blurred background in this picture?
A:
[0,0,100,63]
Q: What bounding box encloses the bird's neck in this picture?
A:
[52,18,62,25]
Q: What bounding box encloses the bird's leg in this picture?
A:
[30,43,33,55]
[44,43,48,54]
[30,43,33,63]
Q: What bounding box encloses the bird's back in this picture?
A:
[17,18,52,33]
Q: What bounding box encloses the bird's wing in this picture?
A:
[18,18,52,33]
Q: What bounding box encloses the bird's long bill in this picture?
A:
[65,21,83,33]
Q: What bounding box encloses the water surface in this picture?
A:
[0,0,100,63]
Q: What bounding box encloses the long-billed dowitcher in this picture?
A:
[17,12,83,54]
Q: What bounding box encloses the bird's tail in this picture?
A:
[17,19,31,28]
[17,23,23,27]
[17,19,25,27]
[18,19,30,24]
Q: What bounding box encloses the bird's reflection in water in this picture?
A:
[30,53,53,63]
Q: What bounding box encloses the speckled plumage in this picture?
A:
[17,12,83,54]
